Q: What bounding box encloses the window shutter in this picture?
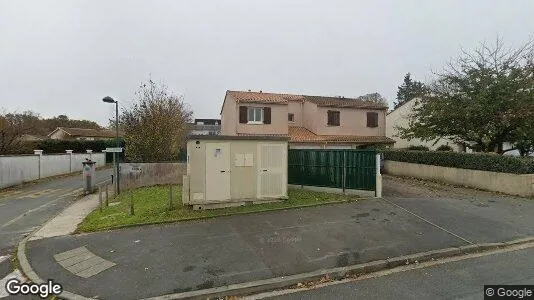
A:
[239,106,248,123]
[327,111,333,125]
[367,112,378,127]
[263,107,271,124]
[335,111,340,126]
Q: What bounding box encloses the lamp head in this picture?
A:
[102,96,115,103]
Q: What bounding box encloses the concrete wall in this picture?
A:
[0,152,105,189]
[384,160,534,197]
[302,101,318,133]
[0,155,40,189]
[119,163,186,190]
[220,94,237,135]
[287,101,303,127]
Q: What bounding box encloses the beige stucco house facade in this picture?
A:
[220,90,395,149]
[386,98,462,151]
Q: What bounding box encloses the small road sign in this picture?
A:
[103,147,123,153]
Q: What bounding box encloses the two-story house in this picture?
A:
[220,90,395,149]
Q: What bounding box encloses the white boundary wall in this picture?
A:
[384,160,534,197]
[0,151,105,189]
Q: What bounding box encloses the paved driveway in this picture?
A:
[383,175,534,244]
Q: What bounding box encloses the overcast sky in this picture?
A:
[1,0,533,126]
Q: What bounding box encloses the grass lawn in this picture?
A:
[77,185,361,232]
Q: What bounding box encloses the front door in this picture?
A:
[205,143,231,201]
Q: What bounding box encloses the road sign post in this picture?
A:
[103,148,123,195]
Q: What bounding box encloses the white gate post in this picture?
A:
[34,150,43,179]
[375,153,382,198]
[66,150,73,172]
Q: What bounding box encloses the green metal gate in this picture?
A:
[288,149,376,191]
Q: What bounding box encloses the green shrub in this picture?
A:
[383,150,534,174]
[436,144,453,151]
[407,145,430,151]
[21,139,125,163]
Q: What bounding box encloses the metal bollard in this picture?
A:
[105,184,109,207]
[129,191,134,215]
[169,185,173,211]
[98,187,103,212]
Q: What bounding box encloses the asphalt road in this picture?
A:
[0,169,112,281]
[268,246,534,300]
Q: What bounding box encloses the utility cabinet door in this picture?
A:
[257,143,287,198]
[205,143,231,201]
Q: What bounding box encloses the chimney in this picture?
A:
[259,90,262,93]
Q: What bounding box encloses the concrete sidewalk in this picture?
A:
[30,192,105,241]
[23,183,534,300]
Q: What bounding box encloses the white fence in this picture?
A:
[0,151,105,189]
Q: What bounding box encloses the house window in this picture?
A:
[367,112,379,127]
[327,110,340,126]
[247,107,263,124]
[239,106,271,124]
[288,113,295,122]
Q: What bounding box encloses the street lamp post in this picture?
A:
[102,96,120,195]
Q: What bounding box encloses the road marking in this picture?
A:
[0,190,24,199]
[381,197,474,244]
[0,197,62,230]
[0,269,24,298]
[18,188,63,199]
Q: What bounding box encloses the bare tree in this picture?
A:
[121,79,193,162]
[0,110,38,154]
[358,93,389,107]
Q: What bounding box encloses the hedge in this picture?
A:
[20,139,125,163]
[382,150,534,174]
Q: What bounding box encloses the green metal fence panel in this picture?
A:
[288,149,376,191]
[345,150,376,191]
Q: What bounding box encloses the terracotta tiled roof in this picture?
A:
[228,91,304,104]
[289,126,395,144]
[303,95,387,109]
[227,90,387,109]
[51,127,118,138]
[237,133,289,137]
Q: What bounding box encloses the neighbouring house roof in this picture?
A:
[226,90,388,110]
[289,126,395,144]
[194,118,220,125]
[228,90,304,104]
[48,127,119,138]
[188,135,289,141]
